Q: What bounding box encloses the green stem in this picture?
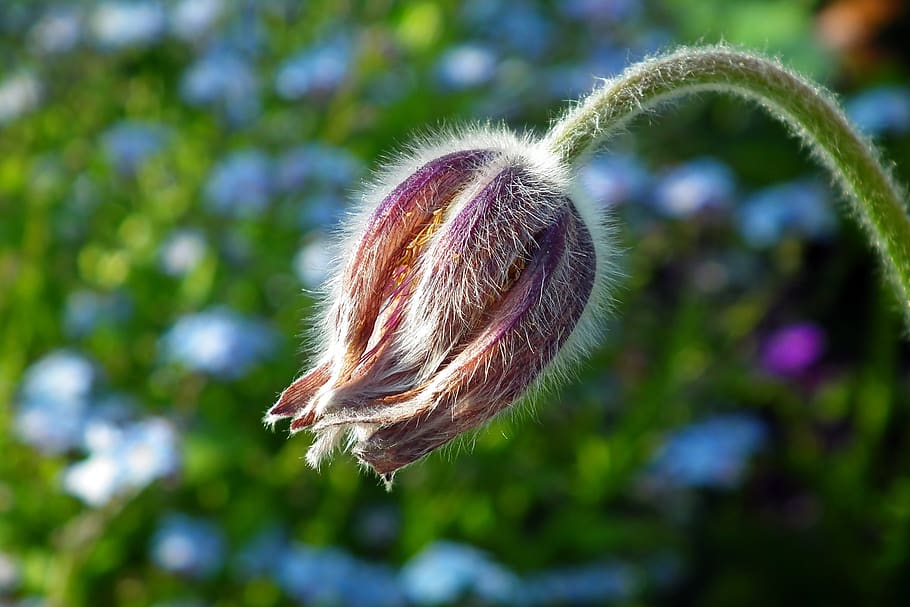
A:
[544,46,910,328]
[47,496,129,605]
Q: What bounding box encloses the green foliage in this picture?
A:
[2,1,910,606]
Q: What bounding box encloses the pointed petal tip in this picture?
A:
[265,389,296,420]
[380,471,395,491]
[262,412,284,429]
[353,445,411,478]
[269,363,333,419]
[268,391,304,419]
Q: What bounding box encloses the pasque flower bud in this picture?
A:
[266,129,610,478]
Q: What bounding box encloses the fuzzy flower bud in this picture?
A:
[266,130,610,479]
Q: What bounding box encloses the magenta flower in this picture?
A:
[265,130,610,478]
[761,322,826,378]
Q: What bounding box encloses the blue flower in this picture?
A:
[586,45,636,79]
[462,1,553,58]
[0,72,41,125]
[90,1,166,50]
[29,7,82,54]
[115,418,180,488]
[737,179,836,247]
[558,0,641,23]
[341,564,406,607]
[64,291,107,337]
[63,414,180,507]
[276,144,363,193]
[578,153,651,208]
[78,395,136,452]
[14,351,97,453]
[275,544,405,607]
[522,561,638,605]
[158,229,207,276]
[498,7,553,57]
[169,0,224,40]
[204,150,273,217]
[181,50,259,124]
[0,551,20,594]
[545,65,601,99]
[64,290,132,337]
[298,192,347,230]
[61,451,123,507]
[151,514,225,578]
[274,147,313,192]
[845,85,910,136]
[643,414,767,491]
[652,157,735,218]
[543,43,642,99]
[101,120,170,175]
[275,38,352,100]
[160,308,276,379]
[435,44,498,90]
[19,350,96,405]
[400,542,519,606]
[293,235,333,289]
[234,527,289,579]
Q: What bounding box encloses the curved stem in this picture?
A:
[544,46,910,327]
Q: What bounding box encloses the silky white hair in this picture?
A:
[270,125,619,473]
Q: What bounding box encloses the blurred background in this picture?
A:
[2,0,910,605]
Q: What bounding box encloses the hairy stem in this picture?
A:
[544,46,910,327]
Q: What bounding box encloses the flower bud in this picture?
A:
[266,129,610,478]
